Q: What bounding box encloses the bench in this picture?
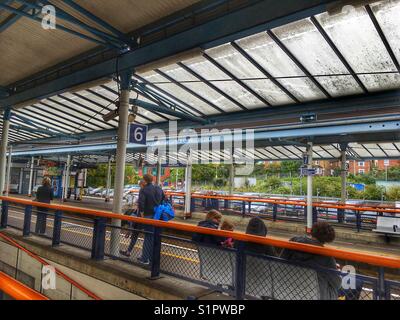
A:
[197,246,320,300]
[373,216,400,243]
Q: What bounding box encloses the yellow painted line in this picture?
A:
[9,212,200,265]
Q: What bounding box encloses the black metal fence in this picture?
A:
[1,199,399,300]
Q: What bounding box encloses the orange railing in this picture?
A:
[131,190,400,214]
[0,232,102,300]
[0,271,49,300]
[1,196,400,270]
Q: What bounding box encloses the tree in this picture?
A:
[386,186,400,201]
[86,164,140,187]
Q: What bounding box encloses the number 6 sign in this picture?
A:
[129,124,148,145]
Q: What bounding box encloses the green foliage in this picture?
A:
[362,185,385,201]
[386,186,400,201]
[86,164,140,187]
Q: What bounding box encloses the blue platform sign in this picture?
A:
[300,167,316,176]
[129,124,148,145]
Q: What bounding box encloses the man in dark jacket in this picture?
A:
[137,174,165,264]
[35,177,53,234]
[192,210,223,246]
[280,222,342,300]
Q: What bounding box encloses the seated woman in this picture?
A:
[243,217,277,256]
[192,210,223,246]
[280,222,342,300]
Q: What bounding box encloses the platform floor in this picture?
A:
[8,194,400,259]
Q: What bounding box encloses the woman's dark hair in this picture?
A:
[42,177,51,187]
[246,217,267,237]
[311,222,336,244]
[143,174,154,184]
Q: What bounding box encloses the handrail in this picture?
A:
[0,232,102,300]
[0,271,49,300]
[1,196,400,269]
[132,190,400,214]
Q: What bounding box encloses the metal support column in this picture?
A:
[28,157,34,197]
[18,167,23,194]
[156,156,162,186]
[306,142,313,233]
[105,157,112,202]
[111,70,132,257]
[184,150,193,219]
[5,146,12,196]
[338,144,348,223]
[0,108,11,197]
[229,161,234,209]
[63,155,71,202]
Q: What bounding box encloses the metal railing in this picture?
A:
[0,271,48,300]
[159,191,400,232]
[0,196,399,300]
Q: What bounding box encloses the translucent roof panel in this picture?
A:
[206,44,294,105]
[363,143,387,158]
[183,56,265,108]
[378,143,400,157]
[235,32,327,102]
[272,18,364,97]
[159,64,243,112]
[138,71,214,116]
[316,6,398,91]
[358,73,400,92]
[370,0,400,67]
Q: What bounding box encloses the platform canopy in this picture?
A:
[1,0,400,163]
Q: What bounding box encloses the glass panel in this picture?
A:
[378,143,399,157]
[272,18,363,96]
[273,146,299,159]
[364,144,386,158]
[262,148,280,160]
[183,56,266,107]
[316,7,398,74]
[160,64,243,112]
[370,0,400,66]
[139,71,214,116]
[358,74,400,92]
[242,79,294,105]
[236,32,327,101]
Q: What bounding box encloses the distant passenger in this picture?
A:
[137,174,165,265]
[220,220,235,248]
[280,222,341,300]
[34,177,54,235]
[192,210,223,246]
[242,217,277,257]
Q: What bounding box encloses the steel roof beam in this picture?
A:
[1,0,337,108]
[130,99,208,125]
[203,53,272,106]
[0,1,27,33]
[230,41,300,103]
[310,16,368,94]
[365,4,400,72]
[177,61,246,111]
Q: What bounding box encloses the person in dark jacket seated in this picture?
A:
[280,222,342,300]
[192,210,223,246]
[243,217,277,257]
[34,177,54,234]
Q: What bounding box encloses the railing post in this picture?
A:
[247,201,251,215]
[312,207,318,224]
[235,241,246,300]
[337,208,345,223]
[91,217,106,260]
[150,227,162,279]
[52,210,63,247]
[190,198,196,213]
[224,199,229,209]
[23,205,33,237]
[241,201,246,217]
[0,201,9,229]
[272,204,278,222]
[378,267,386,300]
[356,211,361,232]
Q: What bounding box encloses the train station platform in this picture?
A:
[8,194,400,259]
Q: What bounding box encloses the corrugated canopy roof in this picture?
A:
[2,0,400,163]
